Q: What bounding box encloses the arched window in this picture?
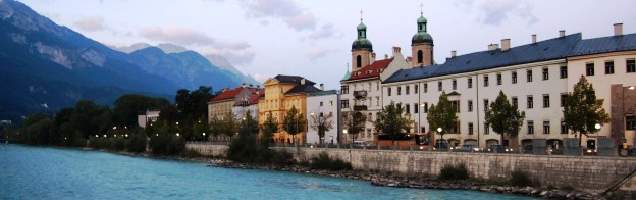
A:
[417,50,423,63]
[356,55,362,68]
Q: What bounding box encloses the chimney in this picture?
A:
[301,79,306,85]
[614,23,624,36]
[488,43,499,51]
[384,54,389,59]
[241,83,246,88]
[371,52,376,63]
[450,50,457,58]
[559,30,566,37]
[501,39,511,51]
[319,83,324,90]
[392,46,401,55]
[531,34,537,43]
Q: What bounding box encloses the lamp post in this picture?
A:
[436,128,443,150]
[202,132,207,142]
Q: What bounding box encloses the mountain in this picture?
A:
[117,43,259,86]
[0,0,251,122]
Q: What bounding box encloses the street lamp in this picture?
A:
[103,134,107,138]
[176,133,180,137]
[124,134,128,138]
[594,123,601,130]
[437,128,442,133]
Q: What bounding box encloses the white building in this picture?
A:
[306,90,340,144]
[138,110,160,128]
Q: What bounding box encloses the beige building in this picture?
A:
[208,86,262,122]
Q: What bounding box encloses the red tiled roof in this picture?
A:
[211,87,244,103]
[349,58,393,81]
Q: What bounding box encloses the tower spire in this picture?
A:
[360,9,364,22]
[420,3,423,16]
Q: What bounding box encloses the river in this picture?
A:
[0,145,536,200]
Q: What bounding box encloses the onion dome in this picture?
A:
[412,15,433,44]
[352,21,373,51]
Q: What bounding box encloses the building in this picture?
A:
[378,19,636,150]
[258,75,322,144]
[306,90,340,145]
[138,110,160,128]
[208,85,262,122]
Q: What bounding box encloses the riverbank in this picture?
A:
[204,158,605,200]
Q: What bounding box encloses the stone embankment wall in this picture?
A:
[187,143,636,193]
[186,143,227,157]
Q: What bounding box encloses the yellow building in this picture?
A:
[258,75,322,144]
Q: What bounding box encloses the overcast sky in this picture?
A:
[20,0,636,89]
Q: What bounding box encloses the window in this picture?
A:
[377,82,380,91]
[542,94,550,108]
[483,75,489,87]
[406,85,410,95]
[397,86,402,95]
[414,103,419,113]
[320,101,324,107]
[468,100,473,112]
[527,120,534,135]
[341,100,350,109]
[512,71,518,84]
[367,113,372,121]
[542,68,549,80]
[624,115,636,130]
[417,50,423,63]
[468,122,474,135]
[628,59,636,73]
[424,83,428,93]
[451,101,460,113]
[405,104,410,114]
[453,80,457,90]
[512,97,518,108]
[341,85,349,94]
[560,65,568,79]
[468,78,473,88]
[561,94,568,107]
[586,63,594,76]
[605,61,615,74]
[483,99,489,111]
[438,81,442,91]
[414,85,419,94]
[496,73,502,85]
[484,123,490,135]
[387,87,391,96]
[543,121,550,134]
[423,103,429,113]
[527,96,534,109]
[376,97,380,106]
[356,55,362,68]
[526,69,533,82]
[561,121,568,134]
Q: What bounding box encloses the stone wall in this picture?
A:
[189,144,636,194]
[185,143,228,157]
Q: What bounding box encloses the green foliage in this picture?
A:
[427,92,458,140]
[126,129,148,153]
[112,94,169,128]
[344,111,366,141]
[485,91,526,145]
[510,169,532,187]
[563,76,610,147]
[309,112,334,144]
[375,102,412,140]
[260,112,278,147]
[438,163,469,181]
[282,106,306,143]
[149,121,185,155]
[209,113,238,138]
[20,114,55,145]
[310,152,352,170]
[227,111,295,164]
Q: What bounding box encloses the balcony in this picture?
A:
[353,105,368,111]
[353,90,368,99]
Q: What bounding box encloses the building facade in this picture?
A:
[258,75,322,144]
[137,110,160,128]
[208,86,262,122]
[306,90,340,145]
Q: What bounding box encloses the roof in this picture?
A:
[347,58,393,81]
[211,87,244,103]
[570,33,636,57]
[235,88,263,106]
[285,84,322,95]
[384,34,582,83]
[273,75,315,85]
[308,90,337,96]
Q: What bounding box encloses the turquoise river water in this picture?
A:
[0,145,536,200]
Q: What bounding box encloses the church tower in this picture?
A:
[351,14,373,72]
[411,11,434,67]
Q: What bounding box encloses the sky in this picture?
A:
[19,0,636,89]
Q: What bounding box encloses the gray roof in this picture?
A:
[384,33,636,84]
[570,33,636,57]
[308,90,337,96]
[285,84,321,95]
[274,75,315,85]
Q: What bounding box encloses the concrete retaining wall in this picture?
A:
[185,143,228,157]
[190,144,636,193]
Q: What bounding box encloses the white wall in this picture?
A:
[307,93,339,144]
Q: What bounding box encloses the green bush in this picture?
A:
[510,169,532,187]
[438,163,469,180]
[310,152,352,170]
[126,130,148,153]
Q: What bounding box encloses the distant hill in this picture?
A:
[0,0,256,122]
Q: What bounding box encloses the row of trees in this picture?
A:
[372,76,609,149]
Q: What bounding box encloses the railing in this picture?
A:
[353,105,368,111]
[353,91,367,99]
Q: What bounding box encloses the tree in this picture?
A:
[282,106,306,144]
[193,119,209,141]
[209,113,237,141]
[485,91,526,147]
[375,102,412,146]
[310,112,334,145]
[260,112,278,147]
[563,76,610,149]
[112,94,169,128]
[345,111,366,144]
[427,92,457,143]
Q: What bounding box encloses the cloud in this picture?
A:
[73,16,106,32]
[306,48,335,61]
[307,23,341,40]
[207,50,256,66]
[455,0,538,26]
[139,27,250,50]
[240,0,317,31]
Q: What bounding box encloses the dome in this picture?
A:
[352,38,373,51]
[341,69,351,81]
[412,32,433,44]
[417,15,427,23]
[357,22,367,30]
